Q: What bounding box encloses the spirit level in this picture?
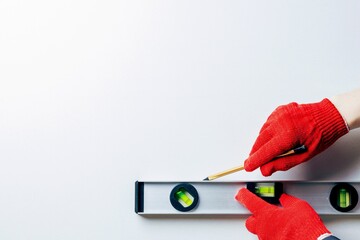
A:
[135,181,360,215]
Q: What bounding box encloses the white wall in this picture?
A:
[1,1,360,239]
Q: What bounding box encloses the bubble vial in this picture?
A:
[255,183,275,197]
[175,188,194,207]
[338,188,350,208]
[247,182,283,204]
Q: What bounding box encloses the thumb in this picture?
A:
[245,216,257,234]
[279,193,301,208]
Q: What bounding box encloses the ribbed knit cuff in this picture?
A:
[303,219,331,240]
[304,98,349,146]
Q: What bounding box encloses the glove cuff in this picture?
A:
[304,218,331,240]
[304,98,349,147]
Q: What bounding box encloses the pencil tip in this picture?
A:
[203,177,209,181]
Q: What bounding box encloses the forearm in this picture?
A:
[329,88,360,130]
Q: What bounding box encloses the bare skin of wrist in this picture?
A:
[329,88,360,130]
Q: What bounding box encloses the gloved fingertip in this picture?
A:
[234,188,244,201]
[243,159,249,170]
[279,193,288,201]
[235,188,249,203]
[260,166,273,177]
[244,159,255,172]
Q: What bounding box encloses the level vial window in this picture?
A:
[170,183,199,212]
[255,183,275,197]
[329,183,358,212]
[175,188,194,208]
[247,182,283,204]
[338,188,351,208]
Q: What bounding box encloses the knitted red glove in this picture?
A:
[236,188,331,240]
[244,98,349,176]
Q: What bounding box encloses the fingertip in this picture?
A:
[235,192,240,201]
[260,165,274,177]
[235,188,248,202]
[244,158,257,172]
[243,160,251,172]
[279,193,289,201]
[235,188,255,205]
[279,193,300,207]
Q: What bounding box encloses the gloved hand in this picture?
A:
[244,98,349,176]
[236,188,331,240]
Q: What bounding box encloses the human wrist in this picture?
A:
[329,88,360,130]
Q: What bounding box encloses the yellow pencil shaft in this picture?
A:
[208,165,244,180]
[276,149,295,158]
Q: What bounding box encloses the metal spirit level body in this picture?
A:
[135,181,360,215]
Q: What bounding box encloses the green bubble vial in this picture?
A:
[175,188,193,207]
[338,188,350,208]
[255,183,275,197]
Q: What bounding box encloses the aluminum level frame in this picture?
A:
[135,181,360,216]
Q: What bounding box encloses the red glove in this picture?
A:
[236,188,331,240]
[244,98,349,176]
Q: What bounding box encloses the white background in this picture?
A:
[1,1,360,239]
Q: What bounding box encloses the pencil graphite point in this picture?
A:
[203,177,209,181]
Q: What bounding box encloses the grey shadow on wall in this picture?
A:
[303,130,360,181]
